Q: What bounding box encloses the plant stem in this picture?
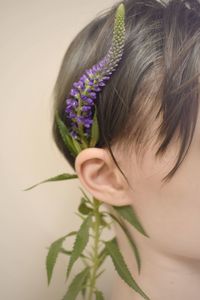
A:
[87,198,101,300]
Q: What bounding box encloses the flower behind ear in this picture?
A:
[62,3,126,150]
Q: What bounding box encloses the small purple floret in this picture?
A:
[82,105,91,112]
[70,88,79,97]
[88,92,97,99]
[73,81,85,90]
[85,98,94,105]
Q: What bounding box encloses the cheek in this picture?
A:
[128,137,200,260]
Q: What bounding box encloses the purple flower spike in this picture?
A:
[63,3,126,143]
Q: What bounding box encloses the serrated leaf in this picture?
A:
[62,267,90,300]
[105,238,150,300]
[46,231,77,285]
[105,212,141,273]
[95,290,105,300]
[23,173,78,191]
[78,200,93,215]
[66,214,92,279]
[113,205,149,238]
[55,110,78,157]
[89,106,100,147]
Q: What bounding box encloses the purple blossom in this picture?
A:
[86,69,95,78]
[93,86,102,92]
[70,88,79,97]
[82,105,92,112]
[68,111,77,119]
[99,82,106,87]
[64,3,126,142]
[71,130,78,139]
[84,98,94,105]
[66,98,78,108]
[83,118,93,128]
[73,81,85,90]
[88,92,97,99]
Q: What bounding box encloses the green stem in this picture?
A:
[86,198,101,300]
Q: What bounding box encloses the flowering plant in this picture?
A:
[24,3,151,300]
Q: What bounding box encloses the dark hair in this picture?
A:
[51,0,200,187]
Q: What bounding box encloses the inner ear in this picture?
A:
[75,148,118,188]
[74,148,132,206]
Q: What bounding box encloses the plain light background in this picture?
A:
[0,0,119,299]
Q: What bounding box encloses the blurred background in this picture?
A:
[0,0,118,299]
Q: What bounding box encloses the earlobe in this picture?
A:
[74,148,132,206]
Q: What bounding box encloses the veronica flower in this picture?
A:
[64,3,126,147]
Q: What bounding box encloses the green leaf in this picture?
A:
[78,198,93,215]
[105,238,150,300]
[55,110,78,157]
[66,214,92,279]
[46,231,77,285]
[105,212,141,273]
[62,267,90,300]
[71,137,84,153]
[81,269,90,299]
[112,205,149,238]
[95,290,105,300]
[96,246,108,269]
[23,173,78,191]
[89,106,100,147]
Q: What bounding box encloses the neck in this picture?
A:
[110,222,200,300]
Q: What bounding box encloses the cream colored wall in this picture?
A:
[0,0,118,299]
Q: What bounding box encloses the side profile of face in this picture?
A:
[75,110,200,262]
[75,106,200,300]
[74,105,200,300]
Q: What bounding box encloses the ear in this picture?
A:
[74,148,132,206]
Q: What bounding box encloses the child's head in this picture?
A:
[52,0,200,260]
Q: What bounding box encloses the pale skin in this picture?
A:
[74,113,200,300]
